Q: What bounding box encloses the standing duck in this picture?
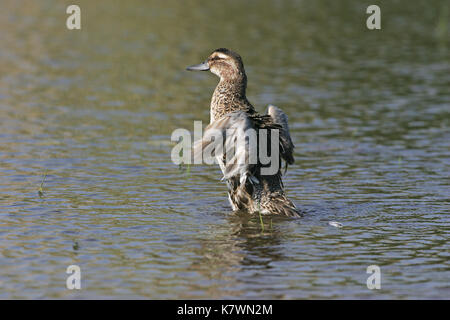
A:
[187,48,301,217]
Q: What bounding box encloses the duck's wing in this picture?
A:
[193,111,258,184]
[266,105,295,167]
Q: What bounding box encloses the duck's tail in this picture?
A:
[259,194,302,218]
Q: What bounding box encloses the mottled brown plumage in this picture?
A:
[187,48,301,217]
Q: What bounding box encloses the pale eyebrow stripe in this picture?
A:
[215,53,228,59]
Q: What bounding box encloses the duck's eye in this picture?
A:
[211,56,223,61]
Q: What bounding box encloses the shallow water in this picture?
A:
[0,0,449,299]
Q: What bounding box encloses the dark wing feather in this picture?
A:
[266,105,295,167]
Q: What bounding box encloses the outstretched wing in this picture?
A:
[266,105,295,167]
[193,111,258,185]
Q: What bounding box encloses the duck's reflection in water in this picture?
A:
[186,212,288,298]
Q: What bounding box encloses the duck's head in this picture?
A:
[186,48,246,80]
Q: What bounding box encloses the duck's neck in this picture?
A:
[210,74,254,123]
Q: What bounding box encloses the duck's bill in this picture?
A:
[186,62,209,71]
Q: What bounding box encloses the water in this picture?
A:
[0,0,449,299]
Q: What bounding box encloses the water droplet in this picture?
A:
[329,221,343,228]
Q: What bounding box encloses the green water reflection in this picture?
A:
[0,0,448,299]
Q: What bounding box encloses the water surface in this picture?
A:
[0,0,449,299]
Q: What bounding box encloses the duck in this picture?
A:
[186,48,301,217]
